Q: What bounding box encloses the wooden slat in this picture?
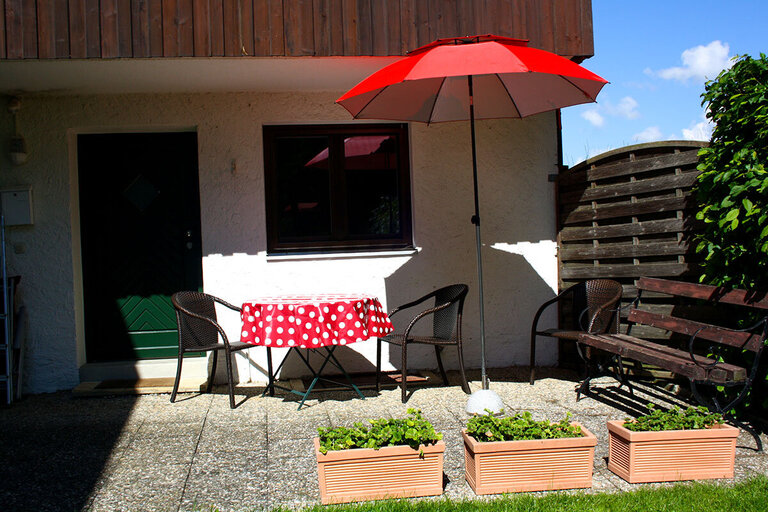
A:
[240,0,254,55]
[355,0,372,56]
[628,309,763,352]
[562,196,691,225]
[284,0,315,56]
[483,0,501,38]
[0,0,5,58]
[578,0,593,59]
[370,0,399,55]
[163,0,178,56]
[209,0,224,55]
[560,262,689,280]
[559,151,700,186]
[53,0,70,57]
[555,0,582,57]
[253,0,271,55]
[560,219,690,242]
[148,0,163,56]
[101,0,119,57]
[85,0,100,57]
[327,0,344,55]
[117,0,132,56]
[535,0,555,52]
[131,0,150,57]
[5,0,23,59]
[311,0,329,56]
[22,0,37,57]
[268,0,284,55]
[455,0,475,42]
[177,0,194,56]
[192,0,210,55]
[411,0,430,49]
[341,0,358,55]
[37,0,56,58]
[69,0,88,58]
[510,0,528,40]
[579,333,746,383]
[221,0,236,55]
[559,240,690,260]
[429,0,456,40]
[637,278,768,310]
[559,172,700,205]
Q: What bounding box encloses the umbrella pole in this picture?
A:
[467,75,488,391]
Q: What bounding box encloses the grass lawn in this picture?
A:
[280,476,768,512]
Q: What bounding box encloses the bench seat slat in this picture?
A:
[628,309,763,352]
[579,333,747,383]
[637,277,768,310]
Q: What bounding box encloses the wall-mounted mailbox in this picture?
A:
[1,187,34,226]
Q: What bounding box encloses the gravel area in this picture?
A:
[1,367,765,511]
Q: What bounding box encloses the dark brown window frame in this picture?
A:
[263,123,413,255]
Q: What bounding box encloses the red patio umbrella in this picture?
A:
[337,34,607,394]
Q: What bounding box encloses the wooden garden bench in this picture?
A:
[577,277,768,450]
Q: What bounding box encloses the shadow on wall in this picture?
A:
[380,242,558,376]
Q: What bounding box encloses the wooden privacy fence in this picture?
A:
[555,141,707,362]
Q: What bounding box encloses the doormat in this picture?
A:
[73,378,205,396]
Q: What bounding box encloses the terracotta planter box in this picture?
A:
[607,420,739,483]
[314,438,445,504]
[463,422,597,495]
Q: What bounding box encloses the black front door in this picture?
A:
[78,132,203,362]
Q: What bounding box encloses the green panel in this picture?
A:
[118,295,177,331]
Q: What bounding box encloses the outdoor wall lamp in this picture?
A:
[8,97,28,166]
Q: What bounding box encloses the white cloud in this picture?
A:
[580,95,639,128]
[611,96,640,120]
[655,41,733,83]
[681,119,713,141]
[632,126,663,143]
[581,109,605,127]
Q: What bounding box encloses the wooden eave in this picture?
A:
[0,0,594,61]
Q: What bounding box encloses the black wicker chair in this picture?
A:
[529,279,623,384]
[171,291,254,408]
[376,284,470,403]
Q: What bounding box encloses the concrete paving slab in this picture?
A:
[2,369,767,511]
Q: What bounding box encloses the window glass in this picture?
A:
[344,135,400,237]
[264,125,411,253]
[275,136,331,239]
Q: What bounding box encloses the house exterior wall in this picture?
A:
[1,90,558,394]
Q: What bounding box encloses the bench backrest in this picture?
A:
[629,277,768,353]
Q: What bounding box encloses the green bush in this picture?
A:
[465,410,582,442]
[694,53,768,289]
[623,405,723,432]
[317,408,442,454]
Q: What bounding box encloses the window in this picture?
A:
[263,124,412,254]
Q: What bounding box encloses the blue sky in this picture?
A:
[560,1,768,166]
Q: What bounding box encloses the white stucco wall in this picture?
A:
[1,91,559,394]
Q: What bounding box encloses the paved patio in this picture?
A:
[1,367,766,512]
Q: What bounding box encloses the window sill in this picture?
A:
[266,248,419,262]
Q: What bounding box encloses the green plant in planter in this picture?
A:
[623,404,724,432]
[466,410,583,442]
[317,408,442,454]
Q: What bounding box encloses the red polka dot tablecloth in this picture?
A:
[240,295,393,348]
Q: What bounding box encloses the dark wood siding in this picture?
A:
[0,0,594,59]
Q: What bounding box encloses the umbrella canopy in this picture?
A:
[336,34,607,391]
[337,34,607,123]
